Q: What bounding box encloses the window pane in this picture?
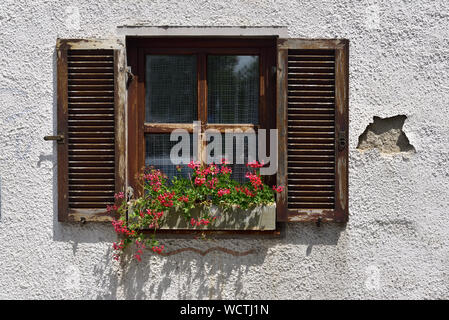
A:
[145,55,197,123]
[207,55,259,124]
[145,134,193,180]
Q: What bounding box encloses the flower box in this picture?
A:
[160,204,276,231]
[110,160,284,261]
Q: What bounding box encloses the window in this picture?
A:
[54,37,348,224]
[126,37,277,192]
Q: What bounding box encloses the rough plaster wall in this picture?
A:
[0,0,448,299]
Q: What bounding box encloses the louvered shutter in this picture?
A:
[276,39,349,222]
[56,39,126,222]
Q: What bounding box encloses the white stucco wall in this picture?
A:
[0,0,448,299]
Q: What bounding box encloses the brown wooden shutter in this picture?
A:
[56,39,126,222]
[276,39,349,223]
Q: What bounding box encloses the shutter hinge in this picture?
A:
[44,134,65,144]
[338,131,347,151]
[126,67,135,89]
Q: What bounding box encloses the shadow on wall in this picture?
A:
[115,222,345,299]
[119,245,268,299]
[45,48,346,299]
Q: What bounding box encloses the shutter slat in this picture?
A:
[286,48,337,212]
[55,43,125,222]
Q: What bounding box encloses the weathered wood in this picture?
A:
[334,40,349,222]
[277,38,349,223]
[276,41,288,222]
[56,38,126,222]
[57,40,69,222]
[144,123,194,133]
[128,38,276,194]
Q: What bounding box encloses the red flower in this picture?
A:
[194,176,206,186]
[157,191,175,207]
[188,160,201,170]
[220,166,232,174]
[114,192,125,200]
[152,245,165,255]
[246,160,264,168]
[217,188,231,197]
[207,177,218,189]
[245,172,262,189]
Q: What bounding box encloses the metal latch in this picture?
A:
[44,134,64,144]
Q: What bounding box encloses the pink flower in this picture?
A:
[220,166,232,174]
[245,172,262,189]
[190,217,215,227]
[152,245,165,255]
[208,165,220,175]
[217,188,231,197]
[114,192,125,200]
[207,177,218,189]
[246,160,264,168]
[157,191,175,207]
[188,160,201,170]
[241,187,255,197]
[146,209,164,220]
[272,185,284,193]
[112,219,128,234]
[143,169,165,189]
[194,176,206,186]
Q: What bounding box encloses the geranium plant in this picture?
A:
[109,159,283,262]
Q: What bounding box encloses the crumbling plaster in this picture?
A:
[0,0,449,299]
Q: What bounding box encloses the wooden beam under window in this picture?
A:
[144,123,194,133]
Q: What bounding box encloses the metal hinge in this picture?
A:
[126,66,135,89]
[338,131,347,151]
[43,134,65,144]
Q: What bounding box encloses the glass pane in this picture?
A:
[145,134,193,180]
[207,55,259,124]
[206,133,258,183]
[145,55,197,123]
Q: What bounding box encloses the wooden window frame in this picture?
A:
[126,37,277,192]
[126,37,279,235]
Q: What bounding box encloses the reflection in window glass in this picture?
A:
[145,134,193,180]
[145,55,197,123]
[207,55,259,124]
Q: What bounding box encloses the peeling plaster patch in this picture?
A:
[357,115,416,154]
